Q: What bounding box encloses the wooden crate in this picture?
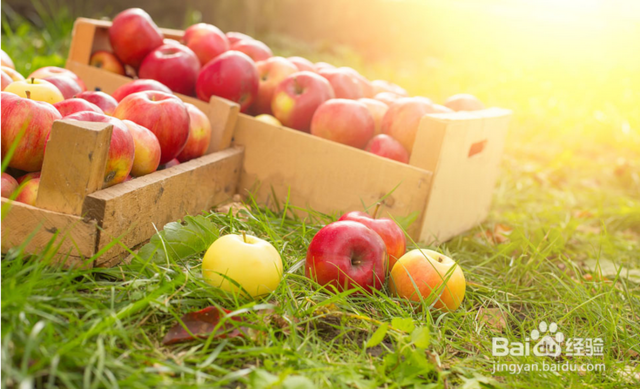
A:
[1,119,244,268]
[233,108,511,244]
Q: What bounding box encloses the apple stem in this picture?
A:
[31,77,35,84]
[372,203,381,219]
[242,231,247,243]
[25,90,31,100]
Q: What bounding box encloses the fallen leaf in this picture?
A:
[477,307,507,332]
[617,365,640,384]
[476,224,513,245]
[215,196,251,220]
[162,306,247,345]
[573,210,594,219]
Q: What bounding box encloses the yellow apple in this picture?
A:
[5,78,64,104]
[389,249,466,311]
[254,114,282,126]
[202,233,283,298]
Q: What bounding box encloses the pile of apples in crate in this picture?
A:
[95,8,484,163]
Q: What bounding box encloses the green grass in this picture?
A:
[2,3,640,389]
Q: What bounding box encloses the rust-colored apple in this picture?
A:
[251,57,298,115]
[177,103,211,162]
[122,119,161,177]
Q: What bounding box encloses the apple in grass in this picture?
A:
[111,79,172,102]
[444,94,484,111]
[15,177,40,206]
[1,173,19,198]
[287,56,315,73]
[75,91,118,116]
[251,57,298,115]
[318,68,363,99]
[5,78,64,104]
[372,80,408,97]
[54,98,103,117]
[358,98,388,135]
[305,221,387,293]
[64,111,135,187]
[122,120,161,177]
[203,233,283,298]
[114,91,190,164]
[389,249,466,312]
[109,8,163,69]
[381,97,438,154]
[183,23,229,66]
[196,51,259,113]
[90,50,126,75]
[366,134,409,164]
[230,39,272,62]
[1,49,14,69]
[310,99,375,149]
[271,71,334,132]
[138,44,201,96]
[177,103,211,162]
[1,93,62,171]
[226,31,254,45]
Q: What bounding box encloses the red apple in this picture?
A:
[314,62,335,72]
[42,76,83,99]
[177,103,211,162]
[27,67,85,92]
[305,220,387,293]
[374,91,401,106]
[1,70,11,91]
[122,119,161,177]
[138,44,201,96]
[90,50,126,75]
[64,111,135,187]
[365,134,409,164]
[196,51,259,113]
[230,39,272,62]
[75,91,118,116]
[358,98,388,135]
[287,56,315,73]
[1,173,18,198]
[109,8,163,69]
[1,93,61,171]
[340,67,374,98]
[163,38,182,47]
[271,71,334,132]
[161,158,180,170]
[15,177,40,206]
[444,94,485,111]
[16,171,41,184]
[310,99,374,148]
[114,91,190,164]
[226,31,254,45]
[1,49,14,69]
[251,57,298,115]
[381,97,437,153]
[318,68,363,99]
[339,206,406,271]
[111,79,172,102]
[183,23,229,66]
[53,98,103,117]
[372,80,408,97]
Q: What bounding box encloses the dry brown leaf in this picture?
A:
[573,210,594,219]
[477,307,507,333]
[215,197,250,220]
[476,224,513,245]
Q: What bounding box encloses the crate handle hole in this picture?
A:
[468,139,488,157]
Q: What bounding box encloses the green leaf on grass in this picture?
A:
[365,322,389,348]
[411,326,430,349]
[391,317,415,333]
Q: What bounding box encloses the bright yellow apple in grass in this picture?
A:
[389,249,466,311]
[202,234,283,298]
[5,78,64,104]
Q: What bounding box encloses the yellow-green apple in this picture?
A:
[339,205,406,270]
[15,176,40,206]
[109,8,163,69]
[372,80,408,97]
[122,119,161,177]
[389,249,466,311]
[1,173,18,198]
[202,233,283,298]
[114,91,190,164]
[27,67,86,92]
[287,56,315,72]
[64,111,135,187]
[1,49,14,69]
[310,99,374,148]
[90,50,126,75]
[305,220,387,293]
[230,39,272,62]
[226,31,254,45]
[111,79,172,102]
[358,98,388,135]
[138,44,201,95]
[42,76,83,99]
[381,97,437,154]
[183,23,229,66]
[2,66,24,82]
[1,93,61,171]
[75,91,118,116]
[314,62,335,72]
[254,114,281,126]
[374,91,401,106]
[271,71,334,132]
[176,103,211,162]
[251,56,298,115]
[5,78,64,104]
[196,51,259,113]
[444,94,484,111]
[317,68,363,99]
[365,134,409,164]
[53,98,103,117]
[1,71,11,90]
[16,171,41,184]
